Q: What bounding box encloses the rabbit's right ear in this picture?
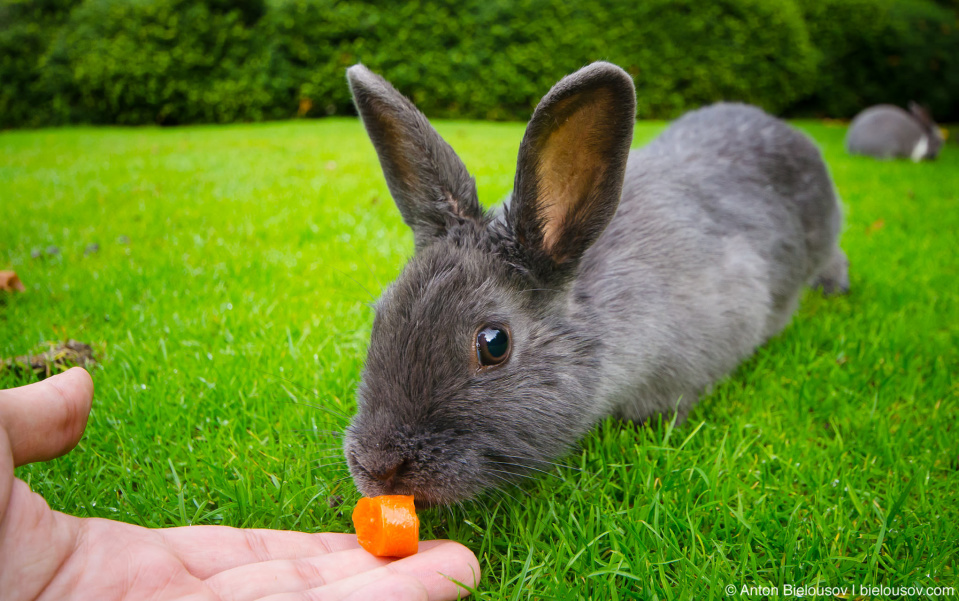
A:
[507,62,636,283]
[348,65,483,249]
[908,101,935,129]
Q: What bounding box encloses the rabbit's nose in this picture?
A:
[369,459,408,484]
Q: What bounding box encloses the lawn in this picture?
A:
[2,117,957,599]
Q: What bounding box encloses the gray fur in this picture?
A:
[342,63,847,505]
[846,103,944,161]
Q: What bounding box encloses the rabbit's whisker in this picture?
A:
[277,389,350,421]
[299,444,344,453]
[482,469,534,499]
[332,266,378,304]
[254,371,351,419]
[490,460,561,479]
[298,447,346,456]
[314,461,349,470]
[495,454,584,472]
[305,454,347,463]
[284,428,345,437]
[327,474,355,488]
[484,480,525,503]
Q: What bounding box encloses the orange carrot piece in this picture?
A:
[352,495,419,558]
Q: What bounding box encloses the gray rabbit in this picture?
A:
[343,62,847,505]
[846,103,944,161]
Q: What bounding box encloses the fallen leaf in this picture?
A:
[298,97,313,117]
[3,340,97,380]
[0,271,25,292]
[866,219,885,235]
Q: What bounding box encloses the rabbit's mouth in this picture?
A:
[351,471,474,507]
[344,446,482,506]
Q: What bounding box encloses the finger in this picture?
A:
[158,528,363,578]
[0,367,93,466]
[205,547,390,601]
[341,573,428,601]
[252,541,480,601]
[375,542,479,601]
[205,540,454,601]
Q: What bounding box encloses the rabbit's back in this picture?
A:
[846,105,926,159]
[576,103,841,420]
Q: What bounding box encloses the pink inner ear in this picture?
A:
[535,89,614,258]
[368,99,422,191]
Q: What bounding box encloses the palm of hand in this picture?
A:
[0,369,478,601]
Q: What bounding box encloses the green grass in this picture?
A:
[2,118,957,599]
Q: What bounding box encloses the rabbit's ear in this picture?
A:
[908,101,934,128]
[508,62,635,280]
[348,64,482,248]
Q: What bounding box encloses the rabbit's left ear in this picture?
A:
[348,65,483,249]
[507,62,636,281]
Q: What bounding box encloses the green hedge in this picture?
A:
[263,0,816,120]
[796,0,959,120]
[1,0,957,128]
[0,0,81,127]
[38,0,277,125]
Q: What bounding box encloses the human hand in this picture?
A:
[0,368,479,600]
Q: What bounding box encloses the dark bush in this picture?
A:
[40,0,274,124]
[0,0,82,128]
[263,0,817,120]
[1,0,957,127]
[796,0,959,120]
[205,0,266,25]
[258,0,379,120]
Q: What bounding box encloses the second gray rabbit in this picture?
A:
[343,62,847,504]
[846,103,944,161]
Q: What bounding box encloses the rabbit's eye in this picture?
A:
[476,325,511,367]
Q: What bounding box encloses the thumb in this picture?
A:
[0,367,93,466]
